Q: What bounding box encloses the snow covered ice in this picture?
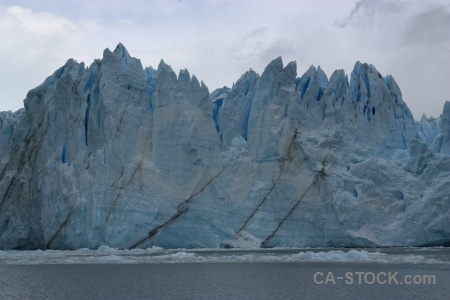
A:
[0,43,449,250]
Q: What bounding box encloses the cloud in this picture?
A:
[3,6,76,35]
[229,27,268,62]
[337,0,403,28]
[0,6,94,110]
[242,27,267,40]
[1,1,448,120]
[336,0,450,49]
[260,41,298,66]
[231,27,296,63]
[0,6,81,54]
[331,0,450,119]
[402,6,450,47]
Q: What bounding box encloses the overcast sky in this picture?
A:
[1,0,449,119]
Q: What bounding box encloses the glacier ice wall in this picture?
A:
[0,43,449,249]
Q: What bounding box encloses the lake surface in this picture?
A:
[0,248,449,299]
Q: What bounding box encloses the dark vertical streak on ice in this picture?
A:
[301,77,310,99]
[212,98,223,132]
[233,130,299,237]
[61,144,67,164]
[237,171,281,234]
[84,94,91,146]
[46,211,73,249]
[261,150,331,247]
[129,166,226,249]
[98,167,126,241]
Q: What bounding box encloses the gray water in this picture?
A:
[1,248,449,299]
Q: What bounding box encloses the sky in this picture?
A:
[0,0,449,120]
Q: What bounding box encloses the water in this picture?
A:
[1,248,449,299]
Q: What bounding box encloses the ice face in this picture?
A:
[432,101,450,155]
[0,44,449,250]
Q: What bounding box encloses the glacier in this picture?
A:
[0,43,449,250]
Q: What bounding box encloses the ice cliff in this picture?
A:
[0,44,449,250]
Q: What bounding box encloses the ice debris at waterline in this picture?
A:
[0,43,449,250]
[0,247,447,265]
